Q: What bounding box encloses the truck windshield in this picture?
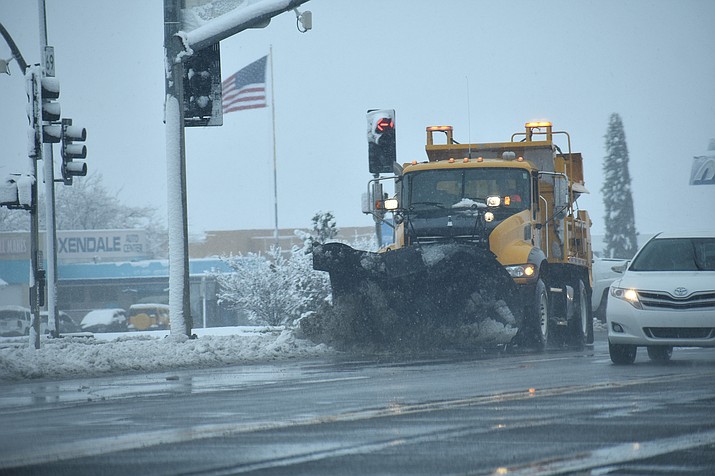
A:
[406,168,531,213]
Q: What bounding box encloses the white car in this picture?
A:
[607,231,715,364]
[592,256,629,320]
[80,309,128,333]
[0,306,31,337]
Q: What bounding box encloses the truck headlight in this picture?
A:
[505,263,536,279]
[610,286,642,309]
[486,196,501,207]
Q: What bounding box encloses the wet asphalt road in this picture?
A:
[1,330,714,475]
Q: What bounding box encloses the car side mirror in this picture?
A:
[611,262,629,274]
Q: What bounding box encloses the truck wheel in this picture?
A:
[568,280,593,348]
[534,279,549,349]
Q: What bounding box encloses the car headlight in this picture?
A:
[610,286,642,309]
[505,263,537,279]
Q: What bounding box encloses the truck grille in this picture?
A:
[643,327,715,339]
[638,291,715,310]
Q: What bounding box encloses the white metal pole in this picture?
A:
[269,45,279,249]
[164,0,192,337]
[39,0,58,337]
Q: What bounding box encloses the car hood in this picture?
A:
[613,270,715,297]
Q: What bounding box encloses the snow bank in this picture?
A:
[0,328,331,381]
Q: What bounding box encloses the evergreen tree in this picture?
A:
[601,113,638,258]
[296,211,338,251]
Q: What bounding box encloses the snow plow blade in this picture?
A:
[311,242,523,348]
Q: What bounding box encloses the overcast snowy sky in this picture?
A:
[1,0,714,237]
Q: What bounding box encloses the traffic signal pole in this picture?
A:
[39,0,59,337]
[0,22,41,349]
[161,0,311,337]
[164,0,193,337]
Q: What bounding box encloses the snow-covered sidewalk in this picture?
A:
[0,327,332,382]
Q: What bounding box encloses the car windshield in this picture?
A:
[629,237,715,271]
[405,168,531,213]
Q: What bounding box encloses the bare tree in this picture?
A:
[1,173,167,257]
[0,207,28,232]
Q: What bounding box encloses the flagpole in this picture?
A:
[269,45,279,249]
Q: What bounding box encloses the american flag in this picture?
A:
[221,56,268,113]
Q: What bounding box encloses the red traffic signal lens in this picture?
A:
[376,117,394,132]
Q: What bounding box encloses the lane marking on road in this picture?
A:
[1,371,713,470]
[485,428,715,476]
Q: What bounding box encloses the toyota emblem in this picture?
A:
[673,287,688,297]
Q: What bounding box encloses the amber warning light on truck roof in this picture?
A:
[426,125,453,132]
[525,121,552,128]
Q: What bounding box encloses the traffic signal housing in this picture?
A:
[41,76,62,143]
[183,43,223,127]
[60,118,87,185]
[367,109,396,175]
[0,174,33,210]
[25,67,41,159]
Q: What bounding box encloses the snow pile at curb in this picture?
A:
[0,330,331,381]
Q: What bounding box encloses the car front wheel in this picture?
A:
[609,341,637,365]
[647,346,673,362]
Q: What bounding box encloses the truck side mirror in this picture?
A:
[553,175,569,219]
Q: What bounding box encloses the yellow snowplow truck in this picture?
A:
[313,112,593,350]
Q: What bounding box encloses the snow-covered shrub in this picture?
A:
[214,245,330,327]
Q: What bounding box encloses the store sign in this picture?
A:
[56,230,149,261]
[0,230,150,262]
[0,236,28,256]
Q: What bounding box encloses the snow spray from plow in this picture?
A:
[309,242,522,350]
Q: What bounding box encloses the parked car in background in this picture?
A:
[0,306,31,337]
[127,303,170,331]
[40,311,83,335]
[80,309,128,333]
[591,256,629,320]
[607,231,715,364]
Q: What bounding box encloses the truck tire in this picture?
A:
[533,279,549,350]
[568,280,593,348]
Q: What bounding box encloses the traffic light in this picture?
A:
[25,67,41,159]
[183,43,223,127]
[40,76,62,143]
[0,174,33,210]
[367,109,396,175]
[60,118,87,185]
